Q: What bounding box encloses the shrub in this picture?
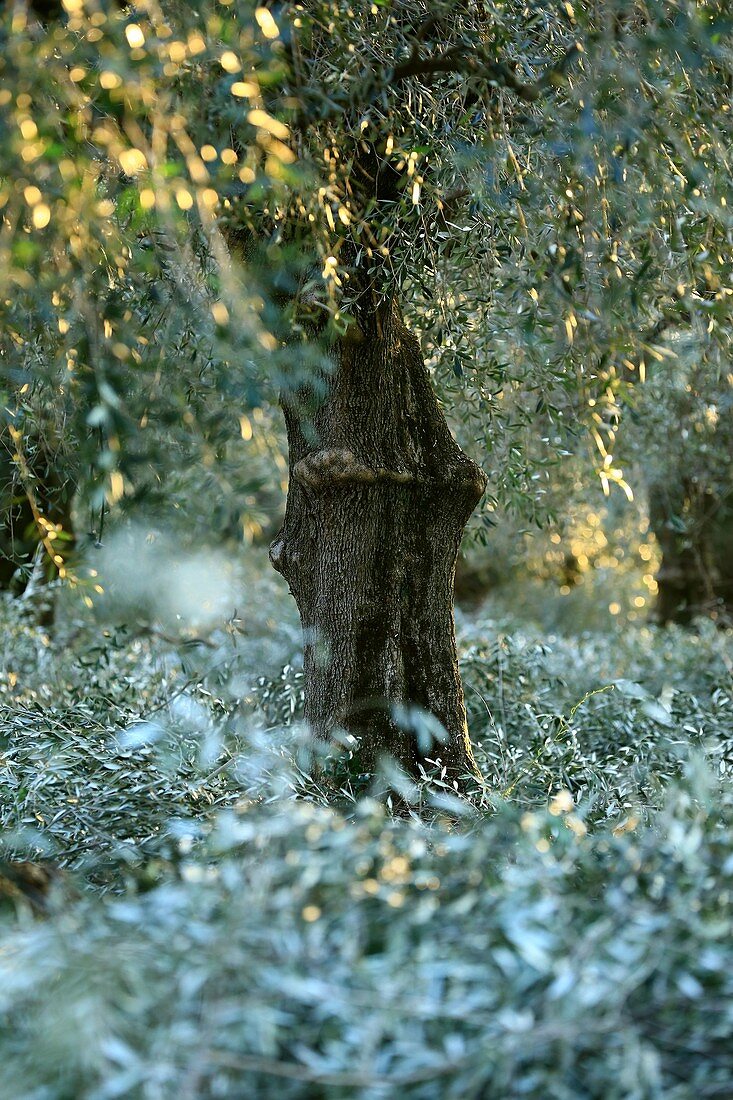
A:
[2,767,733,1099]
[1,591,732,1098]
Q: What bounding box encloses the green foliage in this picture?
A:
[1,4,733,1094]
[2,572,733,1097]
[462,618,733,821]
[0,0,313,583]
[3,743,733,1098]
[3,0,732,584]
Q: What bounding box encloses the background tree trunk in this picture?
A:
[648,478,732,625]
[709,499,733,621]
[270,300,486,783]
[0,424,74,624]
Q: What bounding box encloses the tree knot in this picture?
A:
[269,537,287,574]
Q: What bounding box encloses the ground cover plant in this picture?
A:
[2,558,733,1098]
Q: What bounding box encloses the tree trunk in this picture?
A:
[709,499,733,621]
[0,424,74,624]
[648,478,732,625]
[270,300,486,784]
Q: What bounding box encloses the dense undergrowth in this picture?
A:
[1,564,733,1098]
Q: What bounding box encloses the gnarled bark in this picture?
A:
[270,300,486,782]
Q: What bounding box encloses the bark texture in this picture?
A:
[271,301,487,782]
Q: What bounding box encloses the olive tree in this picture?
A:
[2,0,731,783]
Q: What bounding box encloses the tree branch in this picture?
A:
[291,37,582,131]
[392,49,540,101]
[390,42,581,103]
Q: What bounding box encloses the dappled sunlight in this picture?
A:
[1,0,732,1095]
[94,524,243,633]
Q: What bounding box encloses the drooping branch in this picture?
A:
[290,24,582,127]
[391,48,539,102]
[390,44,580,102]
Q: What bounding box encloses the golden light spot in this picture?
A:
[220,50,240,72]
[201,188,219,208]
[221,148,238,165]
[247,109,289,140]
[100,71,122,90]
[634,596,646,608]
[175,189,194,210]
[125,24,145,48]
[549,789,574,816]
[19,119,38,141]
[231,81,258,98]
[201,144,218,161]
[32,204,51,229]
[255,6,280,37]
[321,255,342,285]
[566,815,587,838]
[108,471,125,504]
[168,41,187,62]
[118,148,148,175]
[536,838,551,853]
[301,905,321,922]
[609,602,621,616]
[613,815,639,836]
[211,302,229,325]
[139,188,155,209]
[24,185,42,206]
[380,856,410,882]
[187,157,209,184]
[267,139,296,164]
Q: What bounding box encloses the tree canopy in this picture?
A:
[2,0,731,554]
